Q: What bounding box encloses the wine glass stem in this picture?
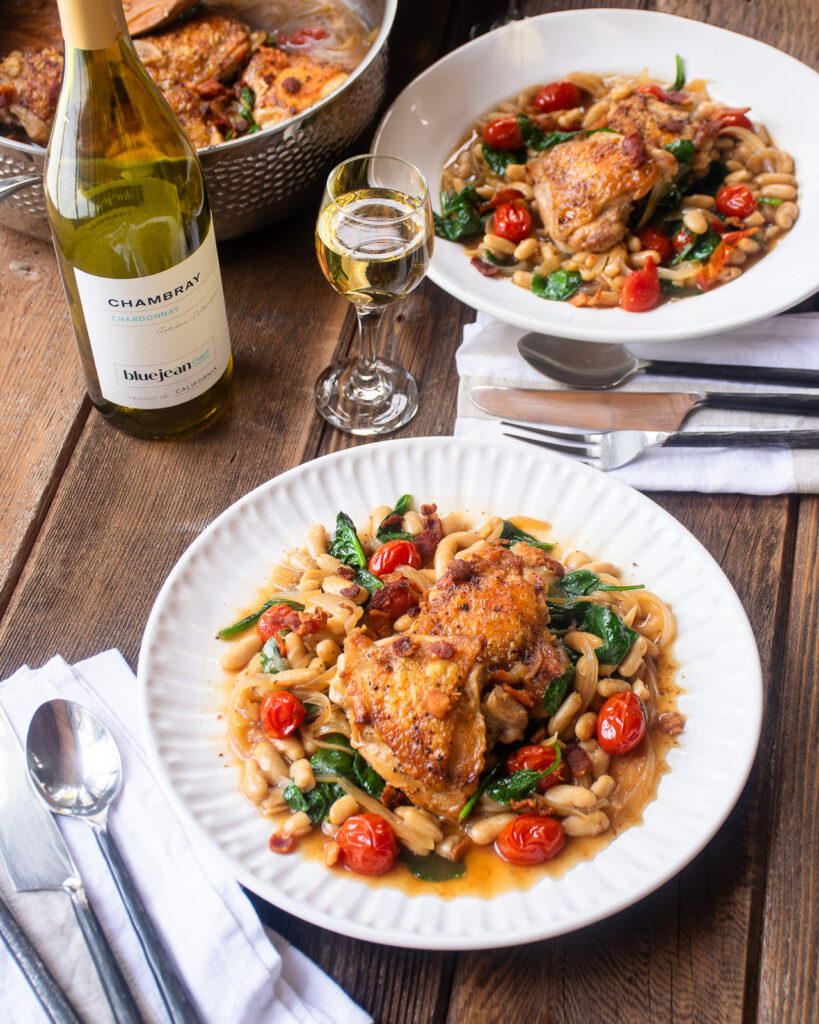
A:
[351,305,385,391]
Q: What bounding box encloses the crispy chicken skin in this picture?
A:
[529,132,677,254]
[333,631,487,819]
[605,92,719,179]
[0,47,62,145]
[411,543,568,705]
[240,45,348,128]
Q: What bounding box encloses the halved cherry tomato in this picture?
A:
[716,107,753,131]
[483,117,524,150]
[715,184,757,219]
[534,81,582,113]
[672,226,695,254]
[696,227,760,289]
[368,539,422,577]
[620,257,661,313]
[336,813,398,875]
[596,691,647,755]
[493,202,532,243]
[257,603,296,647]
[479,187,524,213]
[636,226,673,263]
[278,26,328,45]
[505,745,566,792]
[260,691,305,740]
[495,814,565,866]
[637,83,687,104]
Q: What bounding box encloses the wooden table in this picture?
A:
[2,2,818,1021]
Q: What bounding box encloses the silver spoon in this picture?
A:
[517,332,819,390]
[26,699,203,1024]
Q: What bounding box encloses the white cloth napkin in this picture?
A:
[0,651,372,1024]
[455,311,819,493]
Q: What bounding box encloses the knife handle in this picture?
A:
[665,430,819,447]
[93,825,203,1024]
[66,884,146,1024]
[0,894,83,1024]
[703,392,819,414]
[651,359,819,388]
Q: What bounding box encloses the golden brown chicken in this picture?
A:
[332,631,487,819]
[528,131,677,253]
[0,47,62,145]
[240,45,348,128]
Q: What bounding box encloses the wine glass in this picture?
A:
[314,154,433,435]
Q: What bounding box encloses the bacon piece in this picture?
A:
[623,130,648,168]
[565,742,593,777]
[430,640,455,659]
[336,564,355,580]
[414,505,444,561]
[501,683,534,708]
[470,257,499,277]
[658,712,685,736]
[269,833,295,854]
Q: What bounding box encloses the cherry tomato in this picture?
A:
[534,81,582,113]
[257,603,296,645]
[493,202,532,243]
[637,83,686,104]
[479,187,524,213]
[336,813,398,875]
[717,108,753,131]
[495,814,565,866]
[620,257,661,313]
[596,691,647,755]
[505,745,565,792]
[368,539,422,577]
[636,226,673,264]
[483,118,524,150]
[715,184,757,219]
[260,691,305,740]
[672,226,694,254]
[278,26,328,45]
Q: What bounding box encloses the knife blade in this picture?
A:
[471,385,819,431]
[0,706,145,1024]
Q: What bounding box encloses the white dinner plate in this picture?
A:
[372,9,819,343]
[139,437,762,948]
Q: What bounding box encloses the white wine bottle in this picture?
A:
[46,0,233,438]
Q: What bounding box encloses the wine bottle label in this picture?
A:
[74,224,231,410]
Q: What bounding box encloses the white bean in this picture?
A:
[282,811,312,837]
[468,812,516,845]
[289,758,315,793]
[220,632,264,672]
[328,794,359,825]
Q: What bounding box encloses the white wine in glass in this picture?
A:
[314,154,433,435]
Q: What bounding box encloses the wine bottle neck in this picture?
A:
[55,0,128,51]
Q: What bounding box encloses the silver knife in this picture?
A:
[0,706,145,1024]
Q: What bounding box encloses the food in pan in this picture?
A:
[217,497,683,885]
[0,1,375,148]
[435,57,799,312]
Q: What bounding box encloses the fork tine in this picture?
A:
[503,431,597,462]
[500,420,602,445]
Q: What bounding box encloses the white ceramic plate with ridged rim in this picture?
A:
[372,8,819,343]
[138,437,761,949]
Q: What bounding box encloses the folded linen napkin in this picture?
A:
[455,311,819,493]
[0,651,372,1024]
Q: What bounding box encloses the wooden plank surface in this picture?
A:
[0,0,818,1022]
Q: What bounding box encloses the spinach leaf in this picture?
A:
[486,750,563,804]
[672,225,722,265]
[433,185,485,242]
[542,664,574,717]
[500,519,553,550]
[310,734,385,800]
[551,569,645,600]
[400,850,466,881]
[352,755,386,799]
[532,269,584,302]
[697,159,728,196]
[517,115,616,152]
[672,54,685,92]
[328,511,366,568]
[482,142,526,175]
[664,138,695,165]
[661,280,703,298]
[238,85,261,134]
[758,196,783,205]
[376,494,414,542]
[354,567,385,595]
[582,604,639,665]
[282,781,344,824]
[459,760,505,820]
[259,635,289,674]
[216,596,304,639]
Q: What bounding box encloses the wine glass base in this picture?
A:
[314,357,419,436]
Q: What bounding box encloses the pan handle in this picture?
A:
[0,174,42,202]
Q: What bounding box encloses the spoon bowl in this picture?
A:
[517,334,646,389]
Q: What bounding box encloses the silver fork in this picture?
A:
[502,421,819,470]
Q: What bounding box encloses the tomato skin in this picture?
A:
[596,691,647,755]
[493,202,532,243]
[534,81,582,112]
[278,26,328,44]
[260,691,306,740]
[483,117,524,150]
[368,539,422,577]
[257,604,295,646]
[715,184,757,219]
[336,813,398,875]
[620,257,661,313]
[495,814,565,866]
[717,108,753,131]
[672,227,694,254]
[636,226,673,263]
[479,187,524,213]
[505,745,566,792]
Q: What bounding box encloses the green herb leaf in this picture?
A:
[354,567,385,595]
[532,268,584,302]
[486,749,563,804]
[376,495,414,543]
[433,185,485,242]
[499,519,553,550]
[328,511,366,569]
[310,734,385,800]
[660,280,703,298]
[459,760,505,820]
[216,596,304,639]
[582,604,639,665]
[282,781,344,824]
[758,196,783,205]
[238,85,261,134]
[482,142,526,175]
[542,665,575,717]
[551,569,644,600]
[664,138,695,166]
[352,754,386,799]
[399,850,466,881]
[259,635,290,675]
[672,54,685,92]
[516,115,615,153]
[310,742,355,779]
[671,225,722,265]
